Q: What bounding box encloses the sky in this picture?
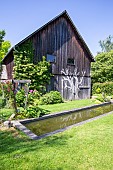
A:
[1,0,113,56]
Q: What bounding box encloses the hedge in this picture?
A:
[92,82,113,96]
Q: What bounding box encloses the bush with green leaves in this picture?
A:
[91,50,113,83]
[0,98,6,108]
[94,94,110,103]
[16,89,40,107]
[92,82,113,96]
[16,105,48,119]
[39,91,64,105]
[19,105,40,118]
[16,89,25,107]
[1,81,14,99]
[0,81,14,108]
[28,90,40,105]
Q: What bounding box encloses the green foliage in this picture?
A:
[94,94,109,103]
[92,82,113,96]
[30,56,51,91]
[16,89,25,107]
[0,30,11,61]
[0,41,11,61]
[0,81,15,109]
[0,30,11,77]
[19,105,40,118]
[95,87,101,94]
[0,30,5,47]
[28,90,40,105]
[0,83,3,96]
[15,88,43,118]
[39,91,64,105]
[13,41,51,92]
[0,108,14,122]
[0,98,6,108]
[1,81,14,99]
[91,50,113,83]
[16,88,40,107]
[99,35,113,52]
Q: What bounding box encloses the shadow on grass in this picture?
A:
[0,128,69,155]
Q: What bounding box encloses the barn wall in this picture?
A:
[3,51,14,79]
[31,16,91,77]
[47,75,91,100]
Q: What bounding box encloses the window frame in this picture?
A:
[47,54,56,63]
[67,58,75,65]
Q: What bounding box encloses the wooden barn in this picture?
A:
[2,10,94,100]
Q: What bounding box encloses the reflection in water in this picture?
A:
[23,103,113,136]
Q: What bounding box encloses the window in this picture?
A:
[67,58,75,65]
[47,54,56,63]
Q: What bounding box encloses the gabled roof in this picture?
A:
[3,10,94,62]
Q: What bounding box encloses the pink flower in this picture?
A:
[29,90,33,93]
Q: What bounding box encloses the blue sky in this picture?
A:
[1,0,113,56]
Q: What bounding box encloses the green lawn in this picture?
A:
[0,99,98,121]
[0,113,113,170]
[39,98,98,114]
[0,108,14,122]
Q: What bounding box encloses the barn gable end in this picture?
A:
[2,10,94,100]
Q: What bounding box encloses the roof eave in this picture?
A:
[2,47,14,62]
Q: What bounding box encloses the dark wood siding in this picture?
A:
[30,16,92,99]
[30,16,91,77]
[3,50,14,79]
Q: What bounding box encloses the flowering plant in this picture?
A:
[1,81,14,99]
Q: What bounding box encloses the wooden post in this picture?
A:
[12,79,18,114]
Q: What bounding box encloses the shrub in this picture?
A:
[20,106,40,118]
[92,82,113,96]
[94,93,110,103]
[1,81,14,99]
[39,91,63,105]
[16,89,25,107]
[28,90,40,105]
[16,105,47,119]
[95,87,101,94]
[0,98,6,108]
[0,81,15,108]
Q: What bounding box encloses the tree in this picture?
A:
[0,41,11,61]
[99,35,113,52]
[0,30,5,47]
[0,30,11,77]
[91,50,113,83]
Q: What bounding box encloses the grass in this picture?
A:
[39,98,98,114]
[0,99,98,121]
[0,113,113,170]
[0,108,14,122]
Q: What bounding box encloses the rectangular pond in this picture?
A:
[19,102,113,139]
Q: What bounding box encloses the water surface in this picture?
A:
[23,103,113,136]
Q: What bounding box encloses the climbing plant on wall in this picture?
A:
[13,41,51,92]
